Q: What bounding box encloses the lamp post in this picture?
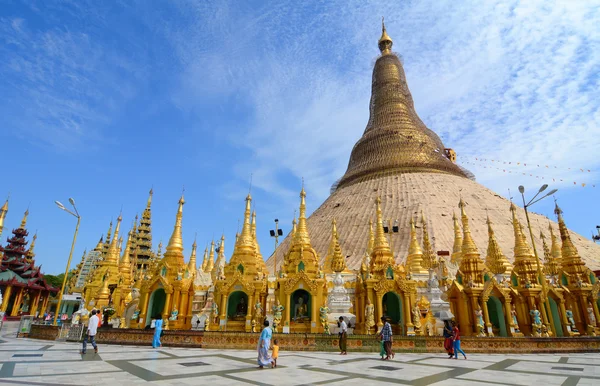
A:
[269,219,283,275]
[518,184,558,331]
[53,198,81,326]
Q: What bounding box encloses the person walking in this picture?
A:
[451,320,467,360]
[152,315,163,348]
[257,319,273,369]
[443,320,454,358]
[378,316,394,360]
[271,338,279,368]
[80,309,99,354]
[338,316,348,355]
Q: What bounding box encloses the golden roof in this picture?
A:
[485,216,512,275]
[378,17,393,54]
[327,219,347,273]
[555,202,588,282]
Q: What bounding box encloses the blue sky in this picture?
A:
[1,0,599,275]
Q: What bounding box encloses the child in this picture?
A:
[271,339,279,368]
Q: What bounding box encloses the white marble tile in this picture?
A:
[458,369,567,386]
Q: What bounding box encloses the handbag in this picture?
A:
[160,330,165,337]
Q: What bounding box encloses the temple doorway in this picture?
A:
[486,296,507,337]
[548,297,564,337]
[146,288,166,327]
[291,289,311,321]
[382,292,403,326]
[227,291,249,320]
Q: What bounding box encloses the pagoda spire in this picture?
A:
[554,202,588,283]
[20,209,29,229]
[451,212,463,265]
[251,210,265,273]
[294,187,312,246]
[213,234,226,279]
[540,230,559,278]
[457,199,485,286]
[420,211,437,271]
[328,219,347,273]
[103,220,113,256]
[0,196,8,239]
[485,215,512,276]
[510,203,537,287]
[548,222,562,263]
[369,197,395,275]
[119,229,133,286]
[135,188,154,267]
[27,232,38,260]
[206,240,215,273]
[104,215,122,266]
[94,236,104,251]
[406,215,427,274]
[237,194,254,249]
[378,16,393,54]
[166,194,185,254]
[335,22,466,190]
[189,236,197,271]
[201,246,209,272]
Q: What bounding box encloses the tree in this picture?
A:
[43,273,65,289]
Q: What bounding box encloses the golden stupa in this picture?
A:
[268,20,600,274]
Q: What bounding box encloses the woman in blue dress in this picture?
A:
[257,319,274,368]
[152,316,163,348]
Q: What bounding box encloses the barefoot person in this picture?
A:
[451,320,467,360]
[271,338,279,368]
[80,309,99,354]
[443,320,454,358]
[152,315,163,348]
[257,320,273,369]
[378,316,394,360]
[338,316,348,355]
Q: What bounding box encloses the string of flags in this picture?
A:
[459,160,596,188]
[463,156,593,173]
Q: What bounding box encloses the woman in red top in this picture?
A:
[451,320,467,360]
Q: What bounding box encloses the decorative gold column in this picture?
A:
[40,293,50,315]
[403,293,412,334]
[592,300,600,328]
[558,301,570,335]
[30,291,42,316]
[503,300,515,335]
[482,300,492,335]
[138,291,149,328]
[10,288,24,316]
[469,296,480,334]
[180,291,189,326]
[376,292,383,327]
[284,293,291,327]
[162,291,172,329]
[246,293,254,332]
[219,294,227,328]
[1,285,13,312]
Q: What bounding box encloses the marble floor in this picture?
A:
[1,326,599,385]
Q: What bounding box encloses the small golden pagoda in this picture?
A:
[212,194,268,332]
[138,195,195,330]
[450,212,463,265]
[355,197,417,335]
[275,187,327,333]
[406,216,427,275]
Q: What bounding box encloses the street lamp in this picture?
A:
[518,184,558,332]
[53,198,81,326]
[269,219,283,275]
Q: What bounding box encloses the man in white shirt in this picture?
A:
[338,316,348,355]
[81,309,99,354]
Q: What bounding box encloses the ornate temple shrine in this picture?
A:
[0,200,58,318]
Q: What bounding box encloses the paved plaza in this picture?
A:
[0,325,599,385]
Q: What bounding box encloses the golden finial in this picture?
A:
[119,229,133,285]
[373,197,390,251]
[94,236,104,251]
[236,193,254,249]
[554,201,585,278]
[0,194,8,239]
[147,188,153,208]
[105,220,113,247]
[293,185,311,245]
[378,16,393,54]
[548,222,562,262]
[201,245,209,272]
[213,234,226,278]
[166,194,185,253]
[27,232,38,258]
[20,209,29,229]
[421,211,437,270]
[406,215,426,274]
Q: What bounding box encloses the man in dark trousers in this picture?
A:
[81,309,99,354]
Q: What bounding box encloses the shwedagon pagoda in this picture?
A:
[2,21,600,344]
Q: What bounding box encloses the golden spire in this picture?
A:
[27,232,38,259]
[540,230,559,277]
[554,202,587,281]
[420,211,438,271]
[103,220,113,256]
[201,246,208,272]
[251,210,265,272]
[147,188,153,208]
[237,194,254,249]
[20,209,29,229]
[94,236,104,251]
[0,195,8,239]
[548,222,562,262]
[327,219,347,273]
[451,212,463,265]
[485,215,512,275]
[378,16,393,54]
[366,218,375,256]
[104,214,122,266]
[206,240,215,273]
[457,199,485,285]
[291,216,297,237]
[166,194,185,254]
[293,187,312,246]
[213,234,226,279]
[189,236,197,271]
[510,202,537,286]
[119,229,133,286]
[406,215,427,274]
[369,197,396,275]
